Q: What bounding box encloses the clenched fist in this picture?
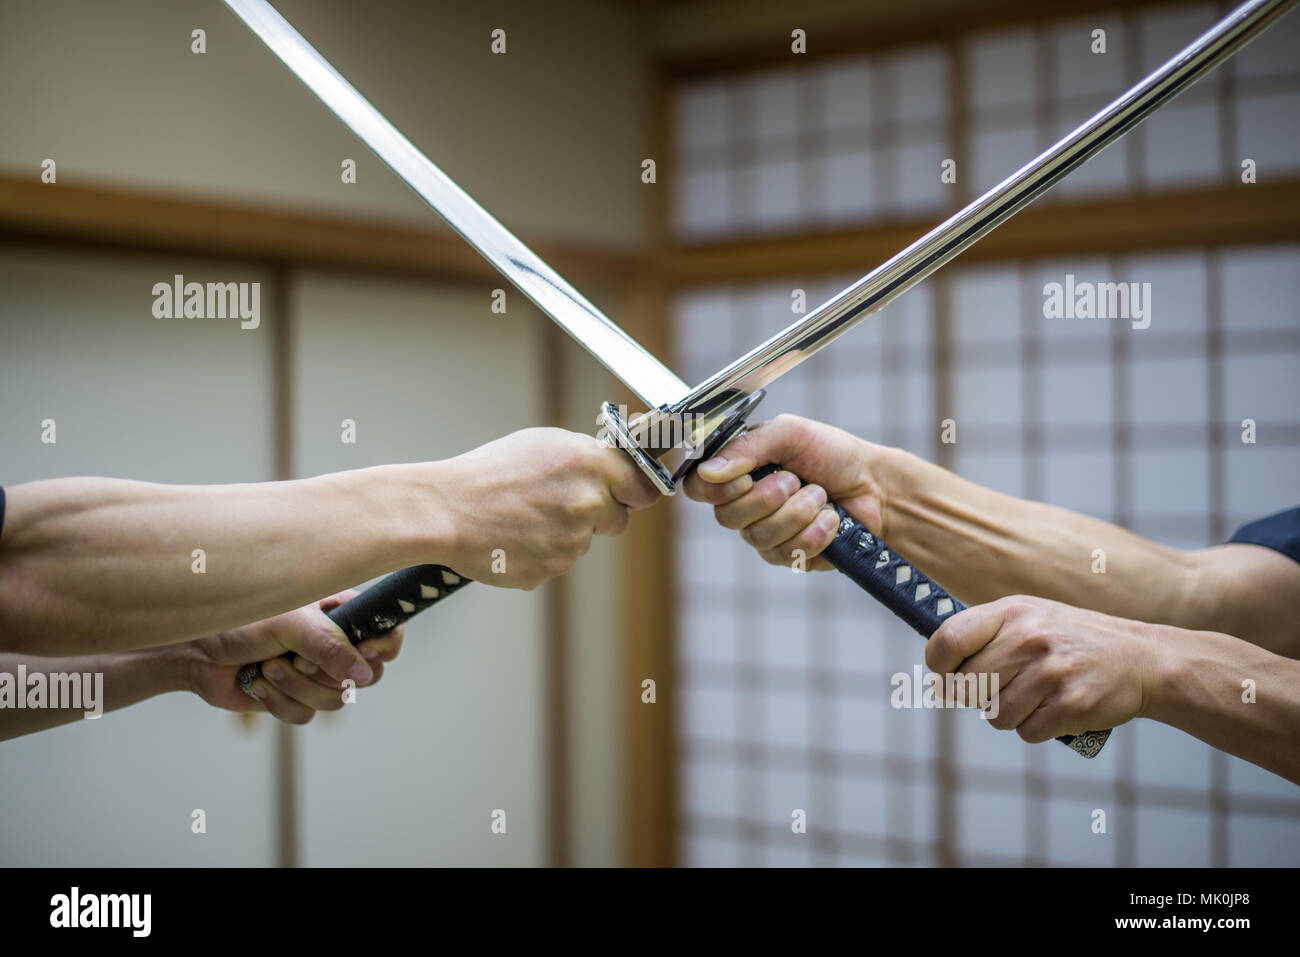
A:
[683,414,885,569]
[437,428,659,588]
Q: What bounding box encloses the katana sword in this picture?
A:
[224,0,1296,758]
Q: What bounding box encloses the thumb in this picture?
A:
[318,588,361,614]
[283,607,374,687]
[696,415,805,484]
[606,448,662,510]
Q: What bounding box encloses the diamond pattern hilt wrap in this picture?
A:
[236,564,472,696]
[819,503,1112,758]
[744,463,1111,759]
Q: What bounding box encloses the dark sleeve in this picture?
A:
[0,486,5,542]
[1227,507,1300,564]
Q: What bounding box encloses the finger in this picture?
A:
[926,600,1012,675]
[1015,702,1073,744]
[603,446,661,510]
[293,590,363,676]
[305,657,382,686]
[981,666,1046,732]
[246,675,316,725]
[741,484,828,550]
[261,657,346,712]
[713,470,801,531]
[695,415,810,485]
[318,589,362,614]
[950,641,1025,708]
[357,625,405,663]
[694,451,756,486]
[593,498,630,538]
[757,505,842,566]
[683,471,754,505]
[279,609,374,688]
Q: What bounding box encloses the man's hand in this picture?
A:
[683,414,885,569]
[437,427,659,588]
[187,591,403,725]
[926,595,1158,742]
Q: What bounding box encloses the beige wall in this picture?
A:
[289,272,550,865]
[0,246,281,865]
[0,0,653,865]
[0,0,651,249]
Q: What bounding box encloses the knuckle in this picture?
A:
[1004,595,1040,619]
[924,638,946,672]
[771,412,803,437]
[545,555,574,579]
[1020,630,1051,660]
[319,637,350,666]
[1056,688,1088,718]
[1021,724,1051,744]
[760,482,788,512]
[714,505,744,531]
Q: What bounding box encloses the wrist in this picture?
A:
[388,461,463,569]
[860,440,904,539]
[1139,621,1195,724]
[140,643,197,696]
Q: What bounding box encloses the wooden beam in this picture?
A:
[619,71,678,869]
[663,182,1300,285]
[542,322,571,869]
[0,175,638,284]
[618,270,677,869]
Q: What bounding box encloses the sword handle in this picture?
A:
[751,465,1111,759]
[236,564,471,696]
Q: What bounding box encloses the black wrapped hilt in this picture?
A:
[749,464,1111,758]
[236,564,472,696]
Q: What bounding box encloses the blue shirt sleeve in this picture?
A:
[1227,507,1300,564]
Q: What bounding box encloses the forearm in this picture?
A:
[873,445,1199,628]
[0,464,452,655]
[1143,624,1300,785]
[0,645,191,740]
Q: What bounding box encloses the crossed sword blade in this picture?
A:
[225,0,1294,759]
[222,0,1296,443]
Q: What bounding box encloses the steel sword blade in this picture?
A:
[220,0,689,410]
[668,0,1297,444]
[224,0,1296,463]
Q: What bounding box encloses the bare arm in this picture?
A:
[684,414,1300,656]
[0,646,189,740]
[0,465,443,656]
[1145,623,1300,785]
[0,592,406,741]
[0,428,658,658]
